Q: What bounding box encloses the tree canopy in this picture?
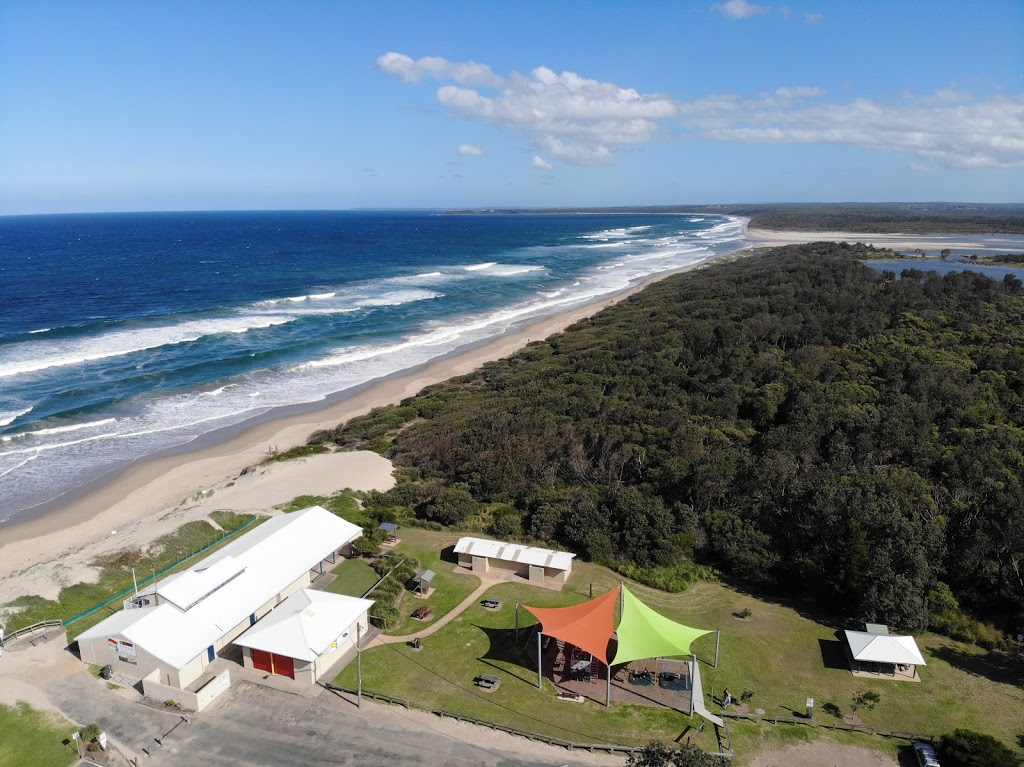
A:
[319,243,1024,632]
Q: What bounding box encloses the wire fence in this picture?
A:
[62,517,258,627]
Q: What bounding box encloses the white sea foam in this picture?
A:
[463,262,496,271]
[0,407,33,427]
[0,315,296,379]
[3,418,118,441]
[28,328,51,334]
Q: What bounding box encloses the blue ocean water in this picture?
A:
[0,211,746,524]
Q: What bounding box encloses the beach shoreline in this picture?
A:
[0,251,736,595]
[746,228,1024,253]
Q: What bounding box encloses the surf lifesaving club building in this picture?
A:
[77,506,372,689]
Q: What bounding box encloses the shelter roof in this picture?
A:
[524,586,619,665]
[234,589,373,662]
[611,587,712,666]
[416,570,436,584]
[379,522,400,532]
[844,630,926,666]
[454,537,575,571]
[78,506,363,669]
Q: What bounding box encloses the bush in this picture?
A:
[80,723,101,742]
[626,741,729,767]
[851,690,880,713]
[418,485,479,525]
[938,729,1021,767]
[371,601,400,630]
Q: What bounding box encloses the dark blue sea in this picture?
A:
[0,210,745,524]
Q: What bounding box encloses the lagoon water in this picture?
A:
[0,210,745,524]
[865,259,1024,281]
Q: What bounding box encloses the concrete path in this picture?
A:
[373,581,492,646]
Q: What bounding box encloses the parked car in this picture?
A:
[913,742,941,767]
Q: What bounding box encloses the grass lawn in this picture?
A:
[325,558,380,597]
[0,702,77,767]
[378,529,480,636]
[336,539,1024,764]
[1,512,260,642]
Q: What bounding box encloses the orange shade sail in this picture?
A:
[523,585,620,665]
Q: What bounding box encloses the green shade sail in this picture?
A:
[612,586,712,666]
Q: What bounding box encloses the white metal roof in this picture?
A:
[844,630,927,666]
[157,555,246,611]
[453,536,575,571]
[78,506,362,669]
[234,589,373,662]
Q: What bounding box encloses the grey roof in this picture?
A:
[416,569,436,584]
[378,522,400,532]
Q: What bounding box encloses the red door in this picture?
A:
[272,653,295,679]
[251,649,272,673]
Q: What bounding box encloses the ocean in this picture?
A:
[0,210,746,525]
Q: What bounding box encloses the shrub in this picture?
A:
[418,485,479,525]
[81,723,101,742]
[740,689,754,703]
[371,601,400,630]
[851,690,880,713]
[626,741,729,767]
[938,729,1020,767]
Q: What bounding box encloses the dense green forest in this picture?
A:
[447,203,1024,235]
[315,243,1024,637]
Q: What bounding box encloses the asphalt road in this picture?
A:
[47,672,623,767]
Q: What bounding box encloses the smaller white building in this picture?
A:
[844,629,927,680]
[235,589,373,684]
[454,537,575,586]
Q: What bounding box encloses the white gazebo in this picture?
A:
[844,628,926,681]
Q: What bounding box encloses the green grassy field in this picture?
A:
[336,529,1024,764]
[377,529,481,636]
[325,558,380,597]
[0,703,77,767]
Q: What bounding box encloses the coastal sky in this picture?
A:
[1,0,1022,214]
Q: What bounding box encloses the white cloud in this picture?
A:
[378,53,1024,171]
[387,58,676,166]
[804,11,824,23]
[910,163,934,173]
[457,144,485,156]
[775,86,826,98]
[531,156,553,170]
[679,91,1024,169]
[376,52,500,87]
[713,0,771,19]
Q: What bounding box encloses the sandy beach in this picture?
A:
[0,255,724,603]
[747,228,1024,254]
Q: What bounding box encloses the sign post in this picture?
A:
[806,697,814,720]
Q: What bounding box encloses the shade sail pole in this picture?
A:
[515,603,519,644]
[714,629,720,668]
[356,622,362,708]
[536,630,543,689]
[605,662,611,706]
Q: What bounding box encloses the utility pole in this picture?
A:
[356,622,362,708]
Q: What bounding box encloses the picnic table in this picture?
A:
[481,598,503,609]
[475,674,501,690]
[629,670,654,687]
[659,671,687,691]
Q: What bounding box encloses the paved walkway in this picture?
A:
[372,581,492,646]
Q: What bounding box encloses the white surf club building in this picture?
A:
[77,506,369,691]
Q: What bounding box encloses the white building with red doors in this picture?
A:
[76,506,361,690]
[234,588,373,684]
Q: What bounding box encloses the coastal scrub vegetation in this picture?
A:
[314,243,1024,638]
